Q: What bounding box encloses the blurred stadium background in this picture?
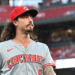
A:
[0,0,75,75]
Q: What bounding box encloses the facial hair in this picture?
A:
[22,22,34,34]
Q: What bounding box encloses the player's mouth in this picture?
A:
[26,23,34,27]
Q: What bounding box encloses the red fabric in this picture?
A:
[43,63,55,69]
[0,6,37,22]
[10,6,38,21]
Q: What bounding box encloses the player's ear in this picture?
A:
[13,20,18,26]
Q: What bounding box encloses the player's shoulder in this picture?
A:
[0,40,11,47]
[0,40,11,53]
[33,40,48,48]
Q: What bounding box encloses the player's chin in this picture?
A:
[26,29,33,33]
[29,27,34,31]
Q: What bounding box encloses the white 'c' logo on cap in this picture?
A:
[23,7,29,10]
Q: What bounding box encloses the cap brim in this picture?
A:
[25,9,38,17]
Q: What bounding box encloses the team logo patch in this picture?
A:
[23,7,29,10]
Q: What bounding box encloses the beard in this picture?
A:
[25,22,34,33]
[25,29,33,33]
[21,26,34,34]
[21,22,34,34]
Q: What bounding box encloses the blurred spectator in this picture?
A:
[61,0,75,3]
[49,0,62,5]
[68,0,72,3]
[72,0,75,2]
[62,0,69,4]
[50,46,75,59]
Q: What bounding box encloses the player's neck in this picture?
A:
[13,32,31,45]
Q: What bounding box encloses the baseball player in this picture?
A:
[0,6,56,75]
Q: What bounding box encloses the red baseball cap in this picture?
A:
[10,6,38,21]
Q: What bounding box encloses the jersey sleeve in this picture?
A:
[42,45,55,69]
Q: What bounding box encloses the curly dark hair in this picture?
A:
[0,14,38,42]
[0,22,16,42]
